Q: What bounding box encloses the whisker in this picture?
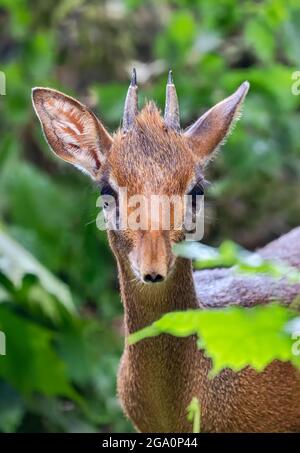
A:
[85,218,96,227]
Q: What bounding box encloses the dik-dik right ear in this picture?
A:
[32,88,113,179]
[184,81,249,164]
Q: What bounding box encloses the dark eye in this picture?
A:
[100,183,116,197]
[99,183,117,208]
[187,183,204,208]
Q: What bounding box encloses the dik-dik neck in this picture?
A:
[117,256,199,335]
[115,253,201,432]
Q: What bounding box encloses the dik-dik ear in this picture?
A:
[184,81,249,163]
[32,88,113,179]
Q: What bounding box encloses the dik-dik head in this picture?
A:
[32,70,249,284]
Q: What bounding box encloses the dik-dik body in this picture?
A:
[32,71,300,432]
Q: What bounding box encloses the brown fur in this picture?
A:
[32,86,300,433]
[109,107,300,433]
[109,104,196,195]
[116,237,300,433]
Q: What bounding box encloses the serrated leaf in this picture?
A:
[129,304,299,375]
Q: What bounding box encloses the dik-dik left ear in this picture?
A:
[32,88,113,179]
[184,81,249,163]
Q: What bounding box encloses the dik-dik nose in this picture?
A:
[143,272,165,284]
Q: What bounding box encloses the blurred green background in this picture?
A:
[0,0,300,433]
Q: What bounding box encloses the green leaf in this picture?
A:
[129,304,299,375]
[245,19,275,63]
[173,240,300,283]
[0,305,75,398]
[0,228,76,317]
[155,10,196,63]
[187,397,201,433]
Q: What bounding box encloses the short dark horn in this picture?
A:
[164,70,180,131]
[123,68,138,131]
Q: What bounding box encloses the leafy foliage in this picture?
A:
[0,228,130,432]
[174,240,300,282]
[0,305,75,396]
[129,303,300,375]
[130,241,300,376]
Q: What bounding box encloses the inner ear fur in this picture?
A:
[184,81,249,162]
[32,87,113,179]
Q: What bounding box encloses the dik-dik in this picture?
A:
[32,71,300,432]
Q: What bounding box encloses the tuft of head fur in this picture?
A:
[109,102,196,195]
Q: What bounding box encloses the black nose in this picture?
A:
[143,273,164,283]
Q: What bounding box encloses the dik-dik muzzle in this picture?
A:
[129,230,175,283]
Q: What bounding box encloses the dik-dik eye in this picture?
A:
[100,183,118,208]
[187,183,204,207]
